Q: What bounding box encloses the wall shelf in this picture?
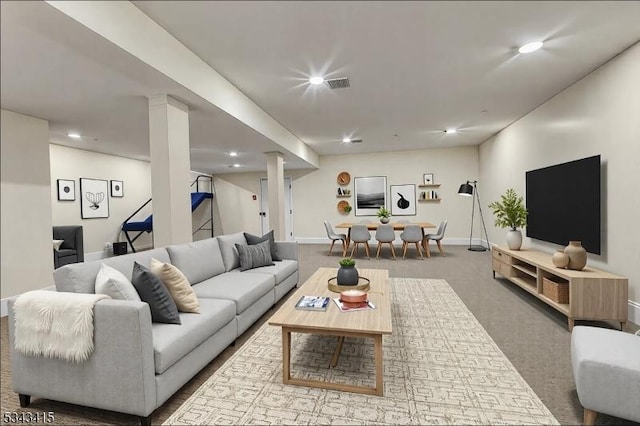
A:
[418,199,441,202]
[418,184,441,188]
[336,195,351,198]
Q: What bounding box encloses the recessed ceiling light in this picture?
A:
[232,163,240,168]
[309,76,325,85]
[68,132,81,139]
[229,151,238,157]
[342,137,351,143]
[445,129,457,134]
[518,41,543,54]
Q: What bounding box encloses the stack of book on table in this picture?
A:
[295,296,330,311]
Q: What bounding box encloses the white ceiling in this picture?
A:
[2,1,639,174]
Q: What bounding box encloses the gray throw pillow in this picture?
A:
[235,240,274,271]
[244,230,281,261]
[131,262,181,324]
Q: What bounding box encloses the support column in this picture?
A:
[148,95,192,248]
[266,152,285,240]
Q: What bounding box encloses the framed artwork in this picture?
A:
[80,178,109,219]
[423,173,434,185]
[57,179,75,201]
[354,176,387,216]
[391,184,416,216]
[111,180,124,197]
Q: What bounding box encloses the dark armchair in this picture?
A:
[53,226,84,269]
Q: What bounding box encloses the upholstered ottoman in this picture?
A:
[571,326,640,425]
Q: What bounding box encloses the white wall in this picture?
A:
[1,110,53,299]
[213,146,480,242]
[479,43,640,319]
[50,144,153,256]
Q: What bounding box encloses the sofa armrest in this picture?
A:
[8,298,157,417]
[275,241,298,261]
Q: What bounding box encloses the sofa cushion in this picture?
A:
[193,272,274,314]
[236,240,274,271]
[150,258,200,313]
[152,298,236,374]
[243,259,298,284]
[95,263,141,301]
[132,262,181,325]
[166,238,225,284]
[217,232,247,272]
[244,230,281,261]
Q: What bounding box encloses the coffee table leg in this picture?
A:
[330,336,345,368]
[374,334,383,396]
[282,328,291,383]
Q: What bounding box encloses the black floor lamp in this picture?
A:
[458,180,490,251]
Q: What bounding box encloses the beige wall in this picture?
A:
[213,146,480,242]
[50,145,154,256]
[479,44,640,311]
[1,110,53,299]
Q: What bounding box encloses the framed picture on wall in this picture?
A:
[110,180,124,197]
[354,176,387,216]
[423,173,434,185]
[57,179,75,201]
[80,178,109,219]
[391,184,416,216]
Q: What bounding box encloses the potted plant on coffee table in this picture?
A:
[376,207,391,224]
[488,188,527,250]
[337,258,359,285]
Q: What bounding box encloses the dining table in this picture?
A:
[335,222,436,258]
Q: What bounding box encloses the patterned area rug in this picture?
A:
[164,278,558,425]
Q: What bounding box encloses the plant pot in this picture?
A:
[506,230,522,250]
[564,241,587,271]
[380,217,390,224]
[337,265,359,286]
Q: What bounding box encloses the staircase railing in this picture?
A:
[121,175,214,252]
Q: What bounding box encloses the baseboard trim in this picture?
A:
[628,300,640,326]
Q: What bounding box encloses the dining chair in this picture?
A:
[424,220,448,256]
[400,224,424,259]
[375,224,396,259]
[323,220,347,256]
[349,224,372,259]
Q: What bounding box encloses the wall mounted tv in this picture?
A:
[525,155,601,255]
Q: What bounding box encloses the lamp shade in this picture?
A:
[458,182,473,196]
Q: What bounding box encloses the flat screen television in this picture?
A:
[525,155,601,254]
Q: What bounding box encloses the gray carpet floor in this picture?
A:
[1,244,638,425]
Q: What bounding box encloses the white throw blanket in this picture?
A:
[13,290,110,363]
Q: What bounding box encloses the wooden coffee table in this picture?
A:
[268,267,392,396]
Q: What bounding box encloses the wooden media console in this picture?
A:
[492,246,628,331]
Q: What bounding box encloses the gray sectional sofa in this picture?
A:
[8,232,298,425]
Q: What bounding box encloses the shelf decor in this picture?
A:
[423,173,434,185]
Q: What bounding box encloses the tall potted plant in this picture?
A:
[489,188,527,250]
[377,207,391,224]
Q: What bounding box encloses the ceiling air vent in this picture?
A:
[326,77,350,89]
[350,139,363,144]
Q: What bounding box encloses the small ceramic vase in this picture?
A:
[551,249,569,268]
[564,241,587,271]
[380,217,390,224]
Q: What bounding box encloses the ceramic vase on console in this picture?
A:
[380,217,390,224]
[506,230,523,250]
[337,265,359,285]
[564,241,587,271]
[552,249,570,269]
